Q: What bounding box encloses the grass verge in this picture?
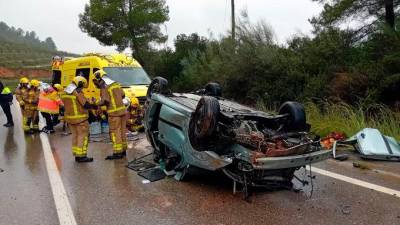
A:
[257,100,400,141]
[1,78,51,91]
[305,101,400,140]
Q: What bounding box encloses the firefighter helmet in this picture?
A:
[29,79,40,87]
[73,76,87,87]
[130,97,139,106]
[20,77,29,84]
[53,84,63,92]
[94,69,107,80]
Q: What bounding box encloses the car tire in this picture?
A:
[189,96,220,149]
[204,82,222,97]
[278,101,307,132]
[146,77,168,101]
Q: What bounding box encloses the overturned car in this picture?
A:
[144,77,332,193]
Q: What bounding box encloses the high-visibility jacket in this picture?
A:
[23,88,40,111]
[61,90,89,125]
[38,90,63,114]
[15,86,28,106]
[0,87,13,103]
[99,83,126,117]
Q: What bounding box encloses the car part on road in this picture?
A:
[137,168,167,182]
[127,159,156,172]
[333,128,400,162]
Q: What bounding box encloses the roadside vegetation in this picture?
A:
[305,102,400,140]
[1,78,51,91]
[78,0,399,139]
[0,21,78,68]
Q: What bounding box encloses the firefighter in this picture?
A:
[52,84,64,126]
[15,77,29,129]
[93,70,127,160]
[23,79,40,134]
[38,84,63,133]
[61,76,95,163]
[126,96,144,132]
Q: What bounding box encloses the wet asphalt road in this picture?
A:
[1,103,400,225]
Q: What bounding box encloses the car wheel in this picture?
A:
[146,77,168,101]
[189,96,220,149]
[204,82,222,97]
[278,101,307,131]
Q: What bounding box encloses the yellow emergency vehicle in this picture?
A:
[51,53,150,104]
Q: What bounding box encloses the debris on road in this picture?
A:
[0,168,4,173]
[352,162,371,170]
[321,132,346,149]
[341,205,352,215]
[334,128,400,162]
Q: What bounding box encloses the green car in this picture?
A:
[144,77,332,196]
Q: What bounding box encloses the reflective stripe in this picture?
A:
[107,106,126,113]
[64,115,88,119]
[61,94,87,120]
[1,87,11,94]
[107,84,125,113]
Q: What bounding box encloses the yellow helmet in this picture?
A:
[130,97,139,106]
[73,76,88,87]
[53,84,63,92]
[20,77,29,84]
[30,79,40,87]
[94,69,107,79]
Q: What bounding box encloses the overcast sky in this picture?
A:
[0,0,322,54]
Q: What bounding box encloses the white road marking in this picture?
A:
[39,117,78,225]
[307,165,400,198]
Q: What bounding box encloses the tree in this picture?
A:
[151,33,208,82]
[44,37,57,51]
[311,0,400,37]
[79,0,169,65]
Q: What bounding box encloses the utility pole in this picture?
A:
[231,0,235,40]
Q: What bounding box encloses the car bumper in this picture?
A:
[252,149,332,170]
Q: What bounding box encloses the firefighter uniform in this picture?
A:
[23,80,40,133]
[126,97,144,132]
[94,70,127,160]
[61,76,93,163]
[15,77,29,130]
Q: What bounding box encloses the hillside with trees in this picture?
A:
[0,21,77,69]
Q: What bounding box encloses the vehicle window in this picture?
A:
[52,70,61,85]
[103,67,151,86]
[76,68,90,82]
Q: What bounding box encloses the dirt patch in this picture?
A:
[0,66,51,79]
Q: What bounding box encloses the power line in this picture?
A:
[231,0,235,40]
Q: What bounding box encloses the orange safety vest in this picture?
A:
[38,91,63,114]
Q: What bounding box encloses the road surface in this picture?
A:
[1,103,400,225]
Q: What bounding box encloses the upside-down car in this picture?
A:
[144,77,332,195]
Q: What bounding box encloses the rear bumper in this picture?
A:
[252,149,332,170]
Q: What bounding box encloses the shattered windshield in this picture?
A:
[103,67,151,86]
